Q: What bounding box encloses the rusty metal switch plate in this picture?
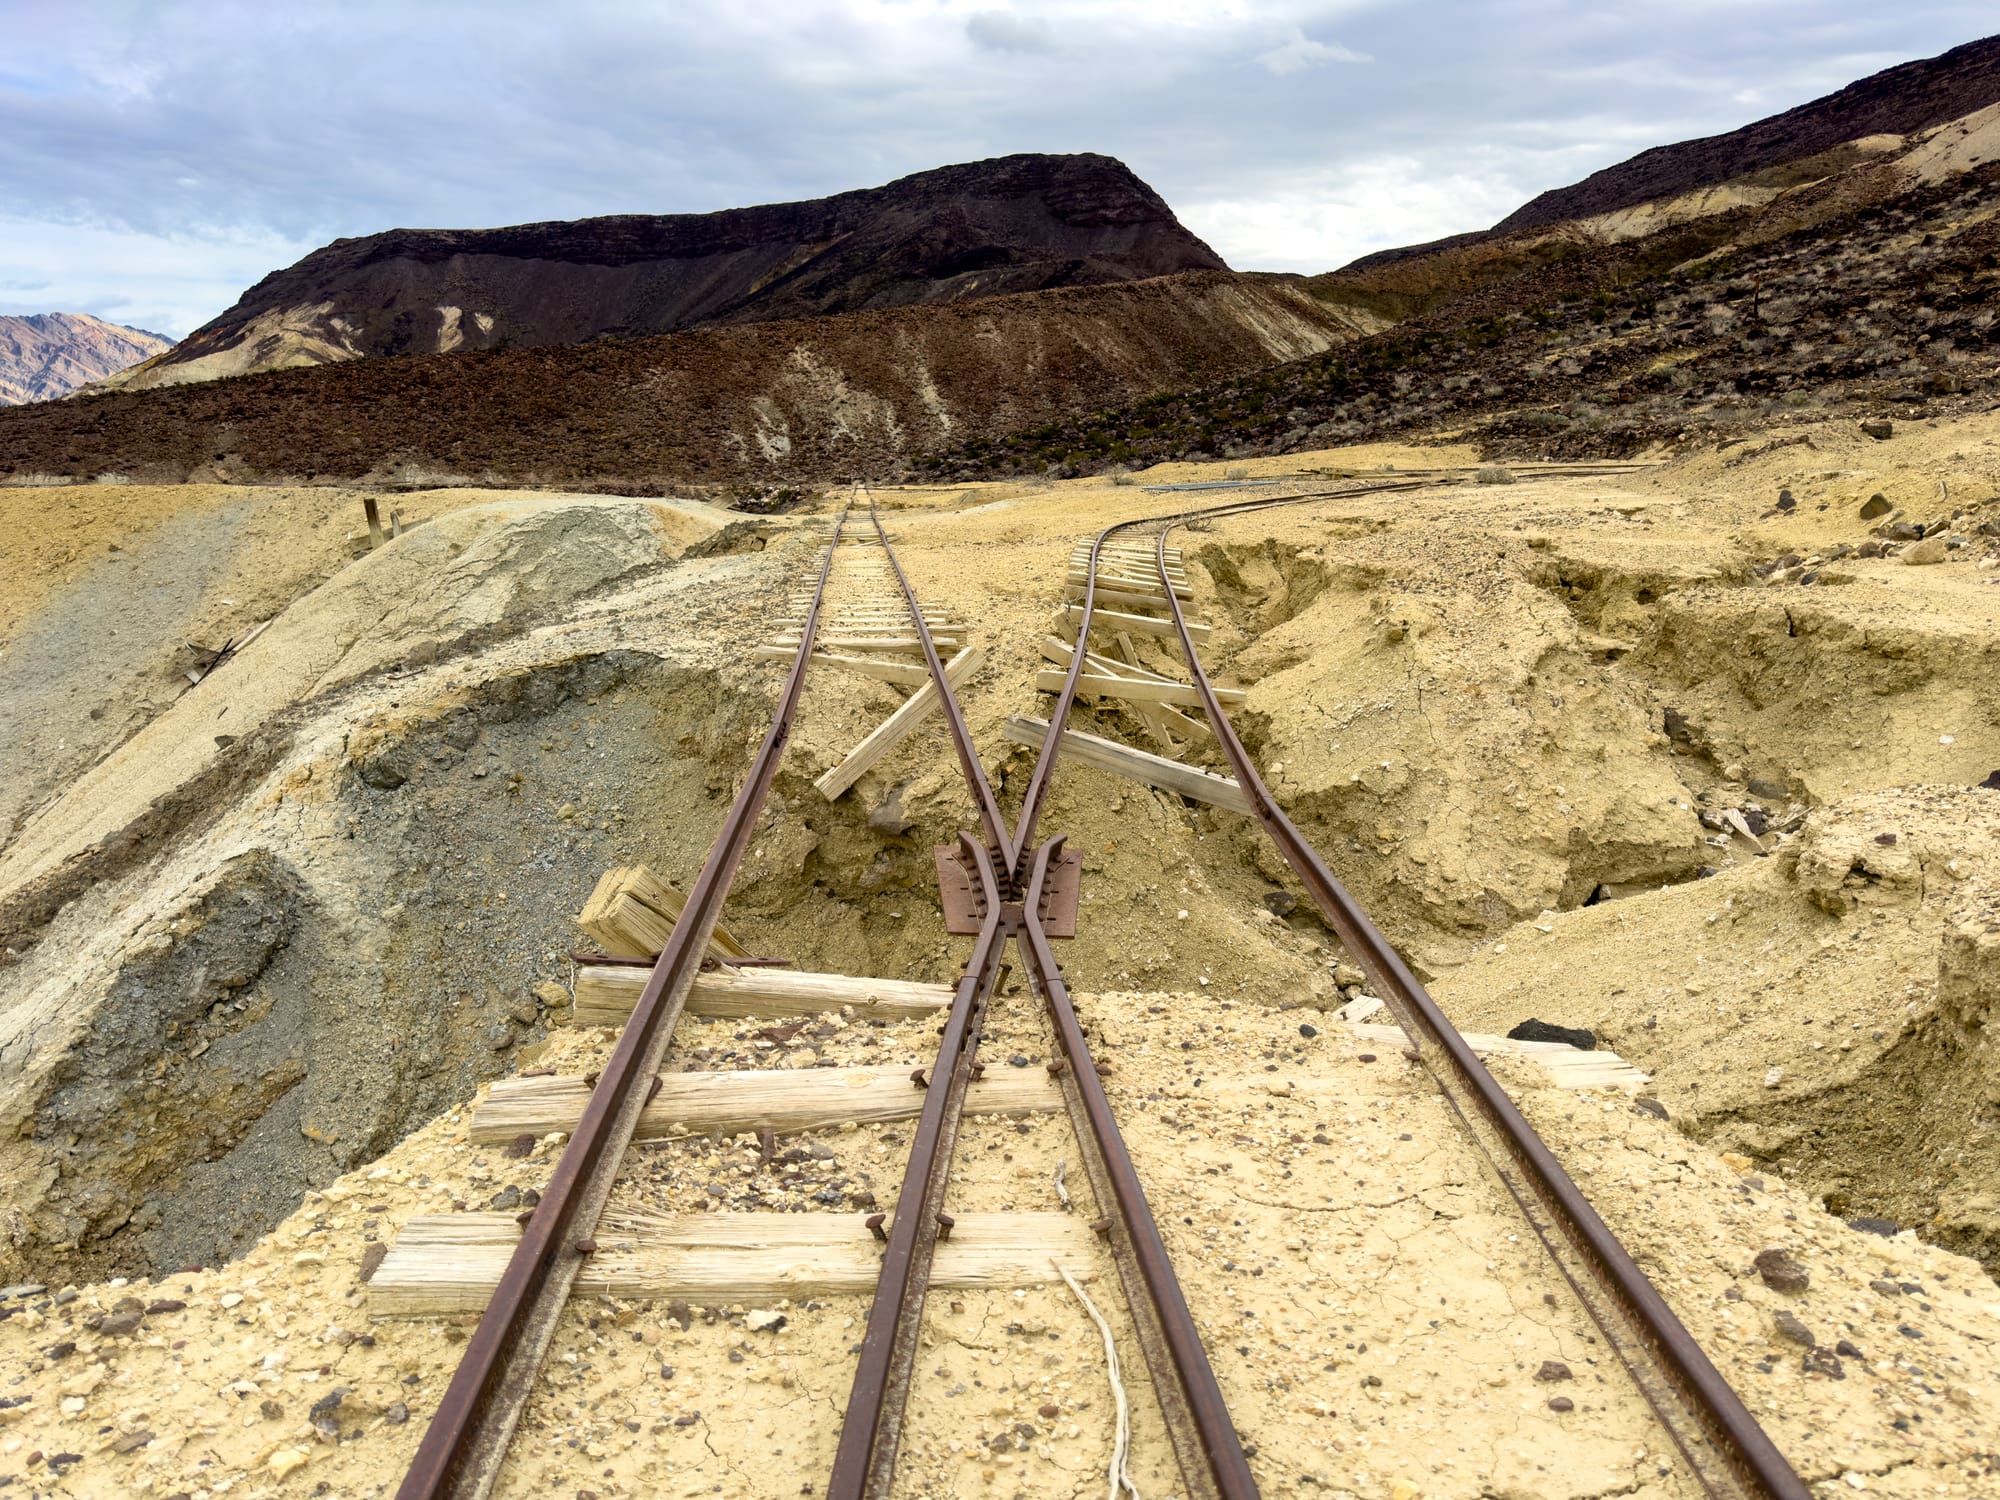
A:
[934,846,986,934]
[933,846,1081,937]
[1036,847,1081,938]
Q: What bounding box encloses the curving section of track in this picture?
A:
[1102,479,1810,1500]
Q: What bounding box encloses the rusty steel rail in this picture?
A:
[1127,494,1811,1500]
[831,494,1258,1500]
[395,509,853,1500]
[1012,841,1258,1500]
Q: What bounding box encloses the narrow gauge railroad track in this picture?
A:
[390,497,1253,1500]
[389,466,1810,1500]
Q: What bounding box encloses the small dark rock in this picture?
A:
[1662,706,1694,744]
[1802,1348,1845,1380]
[502,1132,536,1159]
[1547,1396,1574,1413]
[673,1412,700,1427]
[358,1242,388,1283]
[1746,778,1788,800]
[1772,1310,1815,1347]
[1874,832,1898,846]
[310,1390,345,1420]
[145,1299,186,1315]
[1534,1360,1573,1382]
[667,1300,694,1331]
[1835,1339,1864,1359]
[1846,1217,1899,1237]
[1738,806,1768,835]
[1859,493,1892,519]
[490,1186,522,1212]
[110,1430,154,1454]
[1298,1023,1318,1039]
[43,1340,75,1360]
[99,1309,145,1337]
[1754,1247,1809,1294]
[1633,1097,1669,1120]
[1507,1018,1595,1051]
[1856,539,1886,558]
[1979,769,2000,792]
[1860,419,1894,440]
[1356,1053,1377,1064]
[1775,490,1796,511]
[1008,1054,1029,1068]
[1261,890,1296,917]
[260,1399,285,1420]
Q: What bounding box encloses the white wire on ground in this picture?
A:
[1055,1259,1141,1500]
[1054,1156,1071,1211]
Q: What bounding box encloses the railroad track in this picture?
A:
[380,472,1810,1500]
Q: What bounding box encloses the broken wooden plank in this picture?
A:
[573,965,950,1027]
[577,865,751,962]
[369,1210,1097,1317]
[1033,669,1244,709]
[816,646,983,800]
[1001,715,1250,814]
[1346,1022,1651,1091]
[1060,604,1210,642]
[472,1065,1062,1143]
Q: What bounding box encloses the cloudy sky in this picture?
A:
[2,1,1993,338]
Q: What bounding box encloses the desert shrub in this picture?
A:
[1475,467,1516,485]
[1110,472,1137,487]
[1224,465,1250,479]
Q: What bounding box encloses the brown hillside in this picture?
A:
[0,272,1372,491]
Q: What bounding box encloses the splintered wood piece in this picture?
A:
[368,1211,1096,1315]
[1001,715,1250,815]
[1060,604,1210,641]
[1112,631,1185,751]
[1345,1022,1651,1091]
[1033,669,1244,709]
[815,646,983,800]
[577,865,751,961]
[471,1065,1062,1143]
[572,965,951,1027]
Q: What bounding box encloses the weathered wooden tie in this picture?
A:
[369,1211,1097,1316]
[1000,715,1250,814]
[472,1065,1062,1142]
[572,963,950,1027]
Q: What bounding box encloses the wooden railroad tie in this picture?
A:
[571,963,951,1027]
[1058,604,1210,642]
[368,1211,1097,1317]
[1032,668,1244,710]
[1000,715,1249,815]
[472,1064,1062,1142]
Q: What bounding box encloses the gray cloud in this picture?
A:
[0,2,1992,338]
[966,11,1058,54]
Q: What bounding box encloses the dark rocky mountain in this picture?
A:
[108,154,1226,391]
[1494,32,2000,233]
[0,314,172,404]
